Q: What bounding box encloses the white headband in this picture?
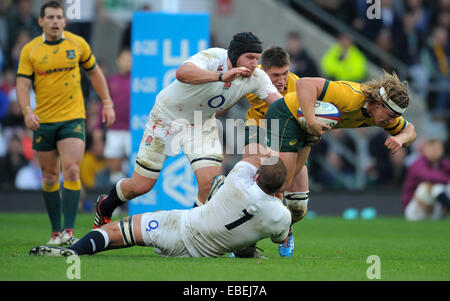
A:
[379,87,406,115]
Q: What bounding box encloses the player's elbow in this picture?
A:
[175,64,190,83]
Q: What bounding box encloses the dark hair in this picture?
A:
[257,158,287,194]
[261,46,290,70]
[40,1,64,18]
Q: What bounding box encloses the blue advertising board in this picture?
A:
[129,12,210,215]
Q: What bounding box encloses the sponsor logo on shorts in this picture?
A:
[73,124,82,133]
[35,136,42,144]
[289,139,297,146]
[145,220,159,232]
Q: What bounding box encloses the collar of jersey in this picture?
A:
[42,32,65,45]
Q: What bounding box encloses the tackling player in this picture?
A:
[29,156,291,258]
[265,71,417,217]
[16,1,115,246]
[93,32,283,229]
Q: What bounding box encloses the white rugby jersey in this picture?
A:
[180,161,291,257]
[153,48,278,124]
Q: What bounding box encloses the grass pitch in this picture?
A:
[1,213,449,281]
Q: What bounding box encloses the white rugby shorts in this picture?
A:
[140,210,191,257]
[104,130,131,159]
[134,111,223,179]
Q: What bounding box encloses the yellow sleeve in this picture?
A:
[246,93,258,101]
[318,80,364,112]
[77,36,97,71]
[17,44,34,79]
[382,116,408,136]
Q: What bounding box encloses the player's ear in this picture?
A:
[254,173,260,182]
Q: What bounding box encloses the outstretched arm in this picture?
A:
[385,123,417,155]
[176,62,252,84]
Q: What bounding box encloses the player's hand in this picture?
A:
[222,67,252,82]
[306,119,331,137]
[306,134,321,146]
[385,136,403,155]
[24,112,40,131]
[102,106,116,128]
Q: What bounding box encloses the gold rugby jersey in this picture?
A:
[245,66,299,128]
[284,79,408,135]
[17,31,97,123]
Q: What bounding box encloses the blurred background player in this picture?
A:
[402,138,450,221]
[16,1,115,246]
[93,32,282,229]
[30,156,291,259]
[94,47,131,186]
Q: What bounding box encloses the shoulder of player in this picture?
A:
[63,31,90,49]
[197,47,227,60]
[21,35,45,54]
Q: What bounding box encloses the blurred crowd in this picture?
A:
[0,0,448,196]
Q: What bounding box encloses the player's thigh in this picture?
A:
[57,137,85,167]
[266,98,309,153]
[183,119,223,172]
[56,119,86,169]
[137,210,190,257]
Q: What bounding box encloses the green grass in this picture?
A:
[1,213,449,281]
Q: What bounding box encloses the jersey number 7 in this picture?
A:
[225,209,253,230]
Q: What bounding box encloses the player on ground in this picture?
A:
[266,71,417,221]
[29,156,291,258]
[93,32,282,229]
[16,1,115,246]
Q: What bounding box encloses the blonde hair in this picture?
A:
[361,71,410,109]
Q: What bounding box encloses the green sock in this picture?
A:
[62,188,81,230]
[43,190,62,232]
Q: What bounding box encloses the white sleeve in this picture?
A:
[270,209,291,244]
[252,68,278,100]
[184,48,224,71]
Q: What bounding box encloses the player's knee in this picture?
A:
[190,154,224,172]
[284,191,309,223]
[41,168,59,185]
[62,163,80,182]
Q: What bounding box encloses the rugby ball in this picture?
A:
[297,101,341,130]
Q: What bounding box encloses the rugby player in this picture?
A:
[93,32,283,229]
[29,157,291,258]
[265,71,417,217]
[16,1,115,245]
